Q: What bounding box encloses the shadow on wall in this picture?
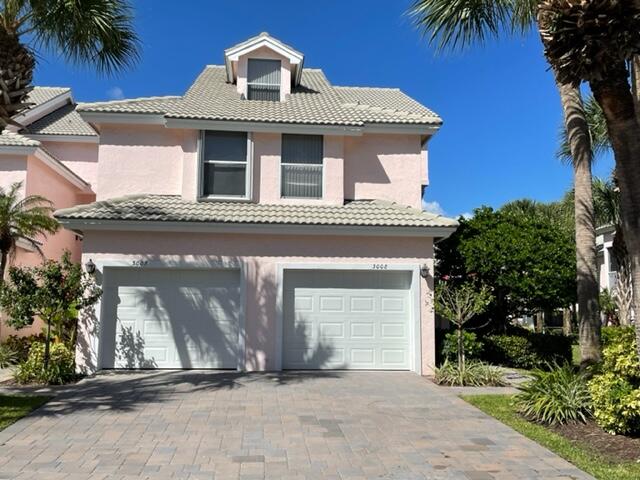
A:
[84,255,336,372]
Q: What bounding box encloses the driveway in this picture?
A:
[0,371,592,479]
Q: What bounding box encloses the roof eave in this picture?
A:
[55,217,457,238]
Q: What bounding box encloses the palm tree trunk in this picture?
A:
[0,250,7,287]
[591,75,640,361]
[556,80,601,365]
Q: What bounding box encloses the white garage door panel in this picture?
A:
[283,270,412,370]
[101,268,240,369]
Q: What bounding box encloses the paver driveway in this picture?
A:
[0,371,592,479]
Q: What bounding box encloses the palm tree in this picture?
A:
[538,0,640,359]
[0,0,139,130]
[0,182,59,285]
[408,0,602,365]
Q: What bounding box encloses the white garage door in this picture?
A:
[283,270,413,370]
[100,268,240,369]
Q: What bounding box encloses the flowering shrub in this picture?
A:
[14,342,75,385]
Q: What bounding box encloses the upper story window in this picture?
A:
[247,59,281,101]
[281,134,323,199]
[201,131,250,199]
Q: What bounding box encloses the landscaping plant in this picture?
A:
[0,344,17,368]
[435,360,506,387]
[0,252,101,375]
[588,327,640,435]
[2,334,46,363]
[483,330,573,370]
[442,330,483,363]
[516,363,591,425]
[14,342,75,385]
[435,281,492,372]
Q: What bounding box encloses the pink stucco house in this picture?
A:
[15,33,458,374]
[0,87,98,339]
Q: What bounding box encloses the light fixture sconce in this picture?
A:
[420,264,430,279]
[85,258,96,275]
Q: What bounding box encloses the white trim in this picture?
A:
[26,134,99,144]
[275,263,422,374]
[15,238,39,252]
[34,148,92,192]
[11,90,72,127]
[363,124,441,135]
[165,118,363,136]
[78,111,166,125]
[93,258,246,372]
[57,218,458,238]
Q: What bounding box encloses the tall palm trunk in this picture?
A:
[591,73,640,360]
[0,25,35,131]
[556,80,601,365]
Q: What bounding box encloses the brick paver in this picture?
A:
[0,371,593,479]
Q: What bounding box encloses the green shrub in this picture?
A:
[434,360,507,387]
[516,364,591,425]
[600,326,639,379]
[2,334,46,363]
[14,342,76,385]
[442,331,483,362]
[588,326,640,435]
[482,331,572,370]
[588,373,640,435]
[0,344,18,368]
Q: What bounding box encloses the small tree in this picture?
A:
[0,252,101,368]
[435,282,492,371]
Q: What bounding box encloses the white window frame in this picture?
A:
[280,134,324,200]
[198,131,253,201]
[247,59,281,101]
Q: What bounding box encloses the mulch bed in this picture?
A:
[552,420,640,463]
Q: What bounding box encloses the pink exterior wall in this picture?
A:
[0,154,27,193]
[78,230,436,375]
[96,124,190,201]
[44,141,99,192]
[236,46,291,101]
[344,133,424,209]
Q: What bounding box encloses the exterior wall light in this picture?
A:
[420,264,430,279]
[85,259,96,275]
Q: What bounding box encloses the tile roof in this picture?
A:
[25,87,70,108]
[22,103,97,136]
[55,194,458,229]
[77,67,442,127]
[0,131,40,147]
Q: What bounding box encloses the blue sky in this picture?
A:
[32,0,613,218]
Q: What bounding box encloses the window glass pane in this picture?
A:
[203,163,246,197]
[281,164,322,198]
[203,131,247,162]
[282,134,323,164]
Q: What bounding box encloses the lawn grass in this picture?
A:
[0,395,50,431]
[462,394,640,480]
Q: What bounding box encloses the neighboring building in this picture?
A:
[596,225,618,293]
[0,87,97,339]
[49,33,457,375]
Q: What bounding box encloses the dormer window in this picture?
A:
[247,59,281,101]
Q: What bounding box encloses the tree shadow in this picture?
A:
[116,325,157,369]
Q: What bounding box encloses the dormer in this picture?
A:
[224,32,304,102]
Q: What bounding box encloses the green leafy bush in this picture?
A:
[442,331,483,362]
[0,344,18,368]
[482,330,572,369]
[434,360,507,387]
[14,342,75,385]
[588,373,640,435]
[2,334,46,363]
[588,326,640,435]
[516,364,591,425]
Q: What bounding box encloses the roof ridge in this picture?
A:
[78,95,181,107]
[32,86,71,91]
[334,85,400,91]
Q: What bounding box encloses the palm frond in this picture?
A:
[26,0,140,74]
[407,0,533,53]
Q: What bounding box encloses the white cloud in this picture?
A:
[106,86,125,100]
[422,200,446,216]
[460,212,473,219]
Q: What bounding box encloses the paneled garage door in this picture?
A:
[100,268,240,369]
[283,270,413,370]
